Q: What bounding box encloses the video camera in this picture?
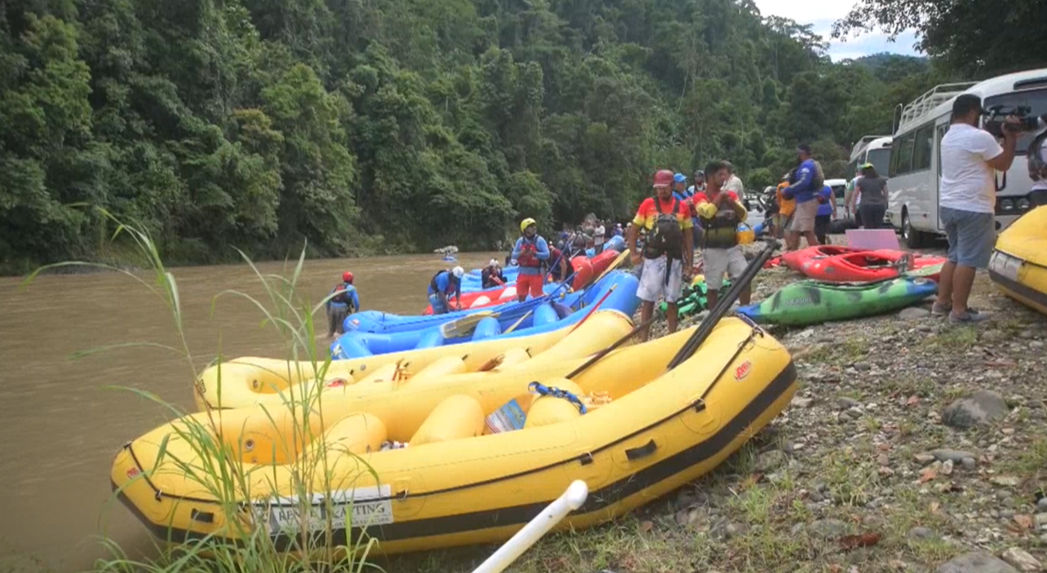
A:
[982,104,1042,137]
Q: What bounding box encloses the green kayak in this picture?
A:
[658,277,731,319]
[736,275,938,326]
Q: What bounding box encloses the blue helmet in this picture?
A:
[673,173,686,184]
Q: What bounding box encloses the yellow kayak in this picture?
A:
[195,310,634,411]
[989,205,1047,315]
[112,317,796,556]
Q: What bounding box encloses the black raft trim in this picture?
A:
[116,361,797,549]
[990,269,1047,310]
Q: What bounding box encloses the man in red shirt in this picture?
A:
[627,169,695,341]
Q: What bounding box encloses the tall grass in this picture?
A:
[24,208,381,572]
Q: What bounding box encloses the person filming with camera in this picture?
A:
[933,94,1022,325]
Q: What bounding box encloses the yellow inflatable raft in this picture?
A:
[112,317,796,556]
[196,310,634,410]
[989,205,1047,315]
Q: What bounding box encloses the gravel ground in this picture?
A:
[388,237,1047,573]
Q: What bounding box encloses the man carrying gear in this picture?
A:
[627,169,695,341]
[326,271,360,338]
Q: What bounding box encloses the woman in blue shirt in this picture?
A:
[814,185,837,245]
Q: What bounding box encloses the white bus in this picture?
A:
[887,69,1047,248]
[848,135,892,179]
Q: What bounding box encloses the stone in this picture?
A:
[877,453,890,466]
[899,307,932,320]
[792,396,815,408]
[808,518,848,539]
[991,476,1021,488]
[1035,513,1047,528]
[942,460,954,476]
[937,552,1019,573]
[1000,547,1042,572]
[1037,498,1047,512]
[837,396,861,409]
[756,450,787,472]
[915,453,938,465]
[963,458,978,472]
[942,390,1010,429]
[845,407,864,419]
[931,449,979,463]
[908,526,936,540]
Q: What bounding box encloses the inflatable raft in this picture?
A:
[989,205,1047,315]
[737,275,938,326]
[196,309,635,411]
[781,245,863,272]
[113,316,797,556]
[332,271,640,359]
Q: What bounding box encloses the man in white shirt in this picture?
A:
[723,161,745,205]
[933,94,1019,324]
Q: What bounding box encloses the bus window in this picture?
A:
[867,147,890,176]
[984,88,1047,155]
[892,133,915,176]
[912,124,934,172]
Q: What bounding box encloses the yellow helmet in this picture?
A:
[736,223,755,245]
[520,217,537,233]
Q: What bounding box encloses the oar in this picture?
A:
[439,310,501,339]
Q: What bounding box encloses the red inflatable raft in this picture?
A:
[799,249,947,283]
[421,249,621,314]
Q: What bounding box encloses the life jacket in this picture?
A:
[701,193,741,250]
[517,236,542,268]
[429,271,455,294]
[331,283,356,311]
[643,197,683,260]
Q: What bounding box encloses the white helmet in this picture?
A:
[451,266,465,279]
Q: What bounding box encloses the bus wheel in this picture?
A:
[902,210,923,249]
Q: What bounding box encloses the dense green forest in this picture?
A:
[0,0,1042,272]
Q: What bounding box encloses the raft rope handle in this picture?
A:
[528,381,588,414]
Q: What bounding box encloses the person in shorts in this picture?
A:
[781,144,823,250]
[693,160,751,309]
[934,94,1020,324]
[627,169,694,341]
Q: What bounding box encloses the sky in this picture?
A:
[753,0,922,62]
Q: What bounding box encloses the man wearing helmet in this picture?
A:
[627,169,695,341]
[428,266,465,315]
[326,271,360,338]
[511,217,551,303]
[481,259,506,289]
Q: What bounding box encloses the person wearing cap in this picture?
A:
[781,144,823,250]
[481,259,505,289]
[511,217,551,303]
[428,266,465,315]
[326,271,360,338]
[848,163,888,229]
[672,173,689,202]
[627,169,695,341]
[933,94,1021,325]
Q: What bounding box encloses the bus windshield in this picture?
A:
[867,147,891,176]
[984,87,1047,155]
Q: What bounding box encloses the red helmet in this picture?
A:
[342,271,354,284]
[653,169,674,188]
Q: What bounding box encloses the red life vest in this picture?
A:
[518,237,541,268]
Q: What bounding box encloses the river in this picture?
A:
[0,252,503,572]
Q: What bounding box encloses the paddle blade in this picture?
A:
[440,310,499,339]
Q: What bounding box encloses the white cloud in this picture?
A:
[753,1,923,61]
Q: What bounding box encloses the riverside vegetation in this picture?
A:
[5,0,1044,274]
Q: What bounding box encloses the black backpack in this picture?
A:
[643,197,683,260]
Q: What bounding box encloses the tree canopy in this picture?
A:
[0,0,1030,273]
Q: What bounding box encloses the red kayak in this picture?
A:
[800,249,947,283]
[781,245,864,272]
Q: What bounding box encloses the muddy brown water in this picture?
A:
[0,252,502,572]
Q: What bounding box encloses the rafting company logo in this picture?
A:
[126,467,140,479]
[734,360,752,381]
